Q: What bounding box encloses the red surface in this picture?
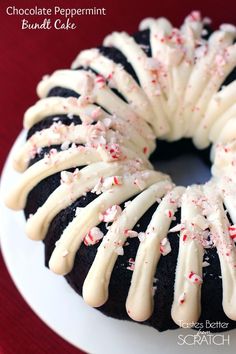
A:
[0,0,235,353]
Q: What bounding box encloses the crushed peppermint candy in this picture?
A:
[124,200,132,208]
[127,258,135,271]
[91,175,122,195]
[138,232,146,243]
[192,215,209,230]
[95,74,106,88]
[28,144,40,159]
[91,107,102,120]
[61,140,71,151]
[62,249,69,257]
[102,143,122,160]
[60,171,74,184]
[133,178,146,190]
[102,176,123,189]
[91,177,104,194]
[67,113,74,119]
[125,229,139,238]
[178,292,186,304]
[36,146,42,155]
[201,28,208,36]
[202,261,210,267]
[71,142,77,149]
[113,176,123,185]
[100,205,122,223]
[188,10,201,22]
[44,148,58,163]
[84,227,104,246]
[160,237,171,256]
[187,271,203,284]
[169,223,184,233]
[152,286,157,296]
[115,246,124,256]
[91,134,107,147]
[102,117,112,128]
[73,168,80,177]
[143,146,148,154]
[229,226,236,241]
[165,209,173,218]
[75,207,83,216]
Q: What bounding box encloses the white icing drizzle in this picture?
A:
[103,31,170,137]
[82,180,173,307]
[71,48,156,125]
[147,15,202,140]
[5,12,236,325]
[209,104,236,143]
[13,120,151,172]
[203,182,236,320]
[171,185,205,327]
[215,117,236,147]
[36,71,155,143]
[6,144,150,210]
[119,13,236,142]
[23,96,107,129]
[37,69,149,130]
[23,96,155,154]
[126,186,185,321]
[193,81,236,148]
[25,162,128,240]
[49,172,170,275]
[211,140,236,177]
[184,31,236,137]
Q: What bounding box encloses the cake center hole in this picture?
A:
[150,139,211,187]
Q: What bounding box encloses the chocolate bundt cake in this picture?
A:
[5,11,236,332]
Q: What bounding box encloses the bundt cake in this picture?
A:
[5,11,236,332]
